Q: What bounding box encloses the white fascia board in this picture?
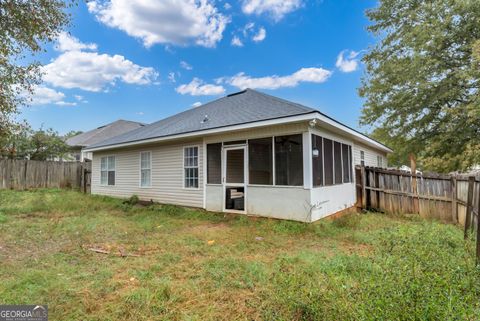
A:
[84,112,392,153]
[314,114,393,153]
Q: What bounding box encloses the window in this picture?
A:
[323,138,334,185]
[342,144,351,183]
[275,134,303,186]
[101,156,115,186]
[249,137,273,185]
[360,150,365,166]
[140,152,151,187]
[377,155,383,168]
[207,143,221,184]
[184,147,199,188]
[334,141,342,184]
[312,135,323,187]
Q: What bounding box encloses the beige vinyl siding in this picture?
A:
[91,139,204,208]
[353,142,387,167]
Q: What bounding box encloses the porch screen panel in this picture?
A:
[248,137,273,185]
[207,143,221,184]
[348,145,353,182]
[274,134,303,186]
[226,149,244,183]
[342,144,351,183]
[334,142,342,184]
[323,138,333,185]
[311,134,323,187]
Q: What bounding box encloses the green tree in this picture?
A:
[360,0,480,172]
[0,123,70,160]
[0,0,72,129]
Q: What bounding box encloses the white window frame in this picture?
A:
[360,150,365,166]
[139,151,152,187]
[183,146,200,189]
[100,155,116,186]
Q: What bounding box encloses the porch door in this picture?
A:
[223,146,247,213]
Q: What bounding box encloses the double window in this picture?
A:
[184,146,199,188]
[100,156,115,186]
[377,155,383,168]
[140,151,151,187]
[311,134,352,187]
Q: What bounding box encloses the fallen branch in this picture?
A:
[88,248,109,254]
[87,247,140,257]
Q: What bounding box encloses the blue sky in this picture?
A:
[20,0,378,135]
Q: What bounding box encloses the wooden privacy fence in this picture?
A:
[0,159,91,192]
[356,166,480,260]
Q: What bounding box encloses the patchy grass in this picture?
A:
[0,189,479,320]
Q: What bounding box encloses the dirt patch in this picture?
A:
[181,222,231,234]
[338,241,373,256]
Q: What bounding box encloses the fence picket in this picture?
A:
[0,160,91,191]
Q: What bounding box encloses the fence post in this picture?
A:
[451,176,458,223]
[476,179,480,264]
[464,176,475,239]
[410,154,419,214]
[374,170,380,209]
[361,165,367,210]
[83,167,87,194]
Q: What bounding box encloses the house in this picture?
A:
[84,89,392,222]
[66,120,146,161]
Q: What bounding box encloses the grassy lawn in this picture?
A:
[0,189,479,320]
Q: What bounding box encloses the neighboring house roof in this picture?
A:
[85,89,392,153]
[66,119,146,148]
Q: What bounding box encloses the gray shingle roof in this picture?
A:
[66,119,146,147]
[88,89,318,149]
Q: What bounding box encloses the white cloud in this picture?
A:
[29,86,78,106]
[42,50,158,92]
[232,23,265,46]
[221,67,332,90]
[336,50,361,73]
[252,27,266,42]
[74,94,88,104]
[224,2,231,9]
[242,0,302,21]
[243,22,255,37]
[87,0,229,48]
[136,111,145,115]
[192,101,202,107]
[180,61,193,70]
[168,72,177,83]
[55,101,77,106]
[176,78,225,96]
[30,86,65,105]
[231,36,243,47]
[55,32,97,52]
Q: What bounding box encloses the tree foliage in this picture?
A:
[0,122,71,160]
[360,0,480,172]
[0,0,72,129]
